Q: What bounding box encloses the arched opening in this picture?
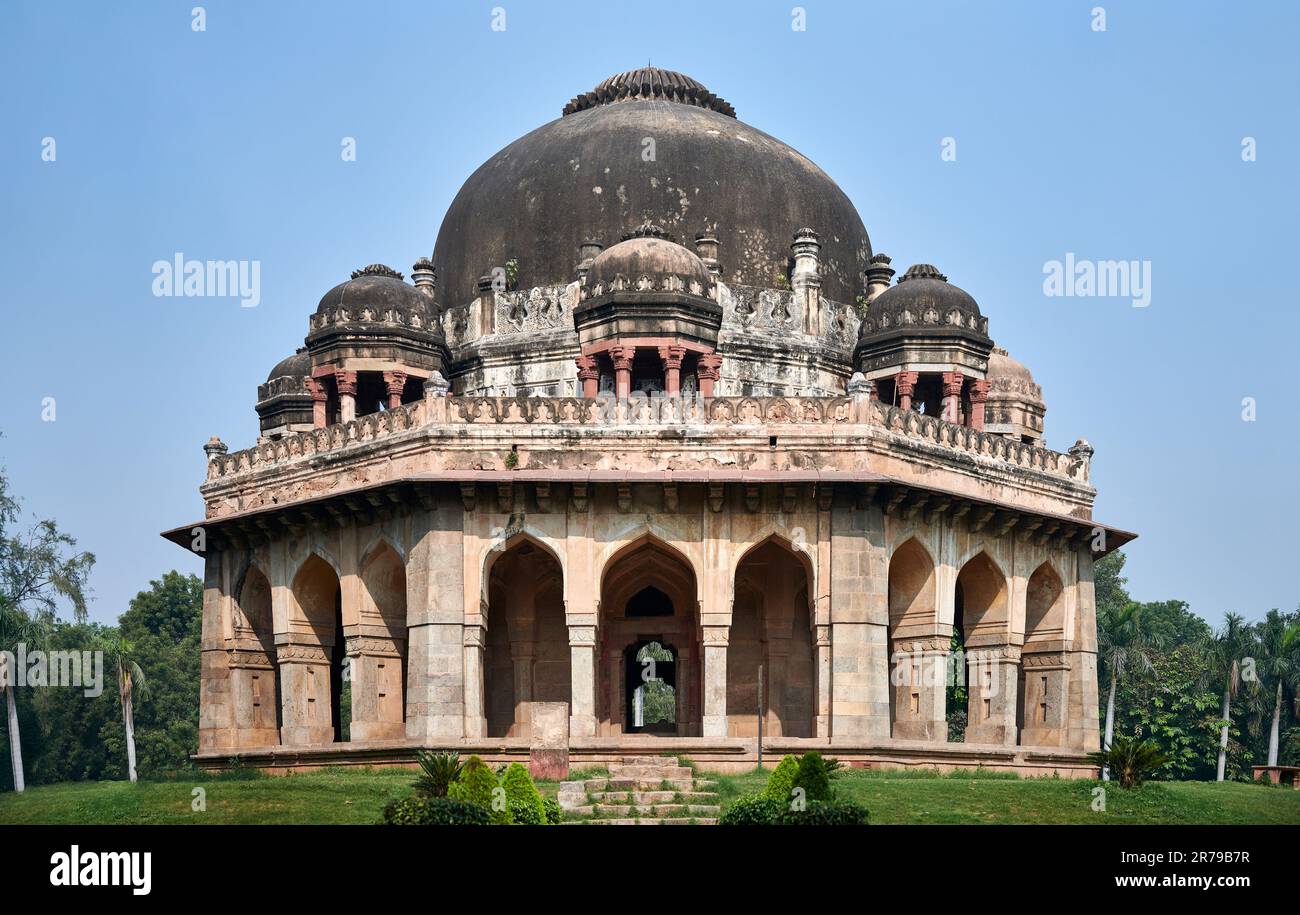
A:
[1019,562,1067,746]
[291,554,346,743]
[357,542,408,739]
[954,552,1013,745]
[235,565,281,741]
[624,640,677,734]
[484,538,569,739]
[729,538,814,738]
[887,538,942,740]
[597,537,700,737]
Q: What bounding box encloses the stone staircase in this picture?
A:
[558,756,720,825]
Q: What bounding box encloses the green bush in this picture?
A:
[542,796,562,825]
[775,800,870,826]
[792,751,834,803]
[412,751,463,798]
[501,762,547,825]
[382,796,491,825]
[763,755,799,802]
[718,793,784,826]
[448,755,513,824]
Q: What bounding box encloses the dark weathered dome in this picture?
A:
[859,264,989,339]
[311,266,434,326]
[265,349,310,382]
[584,225,714,297]
[433,70,872,304]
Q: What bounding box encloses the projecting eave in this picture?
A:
[161,468,1135,559]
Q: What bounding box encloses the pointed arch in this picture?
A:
[955,550,1010,643]
[732,526,817,598]
[1024,561,1066,644]
[730,536,814,737]
[888,537,938,634]
[481,529,566,607]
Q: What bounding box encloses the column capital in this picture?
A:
[941,371,965,398]
[305,376,328,403]
[383,370,408,393]
[610,345,636,371]
[574,354,599,379]
[969,379,990,403]
[894,370,919,396]
[657,344,686,368]
[334,370,358,397]
[696,353,722,380]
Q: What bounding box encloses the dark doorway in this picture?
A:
[626,585,673,618]
[623,640,677,734]
[330,587,348,742]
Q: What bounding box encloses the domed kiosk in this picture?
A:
[170,66,1134,785]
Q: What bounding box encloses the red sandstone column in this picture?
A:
[307,376,328,428]
[969,379,990,430]
[697,353,722,398]
[658,345,686,397]
[335,370,358,422]
[895,370,918,411]
[941,371,964,424]
[383,370,407,410]
[575,355,600,398]
[611,346,635,400]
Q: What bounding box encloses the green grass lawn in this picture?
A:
[1,764,1297,825]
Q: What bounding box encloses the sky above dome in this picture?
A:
[0,0,1296,625]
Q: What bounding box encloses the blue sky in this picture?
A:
[1,0,1296,625]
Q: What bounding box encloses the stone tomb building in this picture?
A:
[166,69,1133,776]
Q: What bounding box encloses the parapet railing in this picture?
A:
[205,393,1091,484]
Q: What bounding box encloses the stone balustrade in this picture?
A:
[205,393,1090,484]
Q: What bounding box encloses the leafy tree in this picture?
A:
[100,632,147,782]
[501,762,545,825]
[1202,612,1254,781]
[1096,602,1160,780]
[1249,610,1300,767]
[0,463,94,792]
[1087,736,1169,789]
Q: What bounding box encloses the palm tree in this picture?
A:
[1096,602,1158,781]
[0,466,94,793]
[1201,612,1253,781]
[1251,610,1300,768]
[102,633,147,782]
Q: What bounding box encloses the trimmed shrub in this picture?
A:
[775,800,870,826]
[763,755,799,802]
[449,755,513,825]
[502,762,546,825]
[718,793,784,826]
[542,796,562,825]
[382,796,491,826]
[792,751,834,803]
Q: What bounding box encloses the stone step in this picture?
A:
[567,817,718,826]
[607,763,694,779]
[585,804,721,817]
[578,777,710,793]
[590,790,718,804]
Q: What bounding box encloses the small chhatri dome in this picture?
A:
[562,67,737,118]
[312,264,434,325]
[984,346,1046,441]
[859,264,988,339]
[265,348,310,383]
[583,229,714,300]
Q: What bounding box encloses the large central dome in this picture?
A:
[432,68,872,304]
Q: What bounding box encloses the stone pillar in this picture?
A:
[611,345,635,401]
[791,228,822,336]
[658,345,685,397]
[697,353,722,398]
[345,634,406,741]
[335,370,358,423]
[568,625,597,738]
[941,372,964,424]
[405,502,466,740]
[694,231,721,276]
[766,636,791,738]
[1067,547,1101,750]
[969,379,990,430]
[463,622,486,739]
[306,377,328,428]
[383,371,407,410]
[575,355,600,399]
[814,624,832,738]
[1019,651,1070,747]
[702,626,729,737]
[277,640,334,746]
[198,551,234,752]
[864,253,895,304]
[894,370,918,412]
[888,637,950,741]
[964,646,1020,745]
[510,643,535,738]
[829,497,891,739]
